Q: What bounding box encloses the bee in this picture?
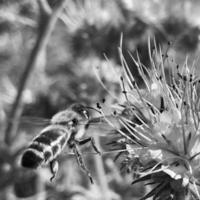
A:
[21,103,100,183]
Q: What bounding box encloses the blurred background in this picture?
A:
[0,0,200,199]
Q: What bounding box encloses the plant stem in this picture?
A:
[94,135,111,200]
[4,0,67,145]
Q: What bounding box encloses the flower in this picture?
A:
[101,39,200,199]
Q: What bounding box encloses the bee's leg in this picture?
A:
[84,120,90,130]
[49,160,59,182]
[77,137,101,155]
[72,144,94,184]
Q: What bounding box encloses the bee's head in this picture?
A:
[70,103,90,119]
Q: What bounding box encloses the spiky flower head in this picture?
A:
[100,38,200,199]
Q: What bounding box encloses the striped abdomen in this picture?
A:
[21,125,71,169]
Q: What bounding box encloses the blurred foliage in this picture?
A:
[0,0,200,200]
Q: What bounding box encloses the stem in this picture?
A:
[4,0,67,145]
[93,135,111,200]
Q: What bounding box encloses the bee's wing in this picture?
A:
[8,115,120,136]
[19,116,51,126]
[4,116,51,130]
[7,115,116,130]
[78,115,122,137]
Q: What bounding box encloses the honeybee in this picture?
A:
[21,103,100,183]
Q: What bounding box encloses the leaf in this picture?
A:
[140,182,167,200]
[132,174,152,185]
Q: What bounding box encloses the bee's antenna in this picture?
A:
[84,98,107,114]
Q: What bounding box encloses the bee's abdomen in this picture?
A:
[21,126,69,169]
[21,150,43,168]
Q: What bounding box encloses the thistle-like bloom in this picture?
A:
[101,39,200,199]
